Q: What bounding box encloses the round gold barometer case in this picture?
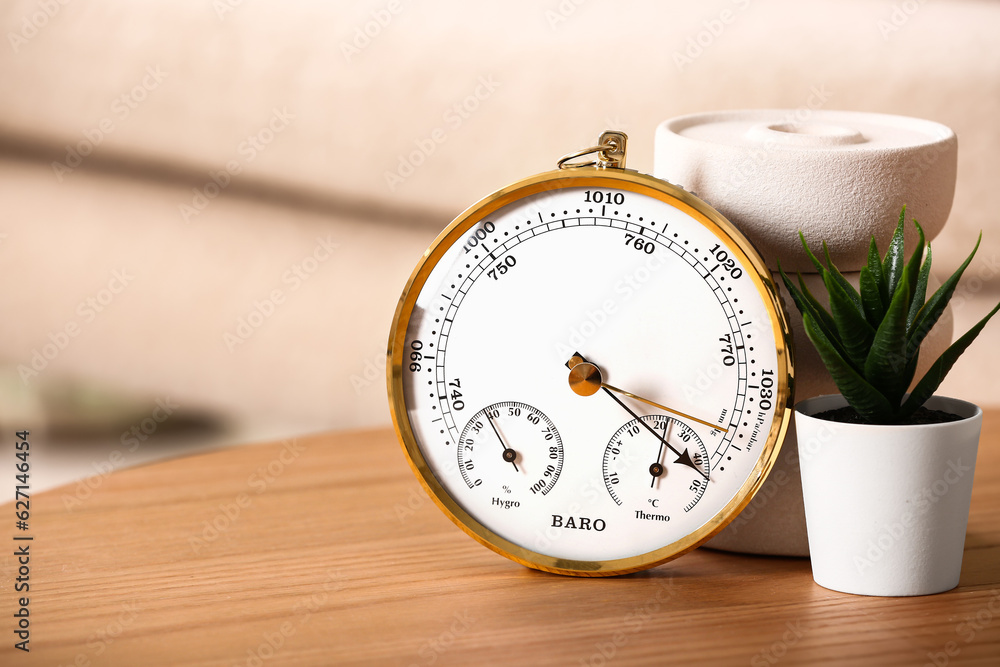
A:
[388,131,793,576]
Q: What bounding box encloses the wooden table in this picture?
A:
[3,413,1000,666]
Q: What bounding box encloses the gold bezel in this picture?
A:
[387,167,794,577]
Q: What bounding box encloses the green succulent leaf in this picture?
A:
[900,219,926,307]
[864,270,912,407]
[899,299,1000,421]
[867,236,889,308]
[796,275,840,343]
[899,350,920,406]
[907,232,982,359]
[907,244,933,334]
[882,207,907,298]
[823,241,863,315]
[782,210,996,425]
[823,270,875,369]
[859,266,885,327]
[799,231,826,275]
[778,263,855,371]
[802,310,894,424]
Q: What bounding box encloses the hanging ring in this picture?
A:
[557,131,628,170]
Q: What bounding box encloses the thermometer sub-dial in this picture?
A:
[602,415,711,516]
[457,402,564,499]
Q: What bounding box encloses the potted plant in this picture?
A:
[779,208,1000,596]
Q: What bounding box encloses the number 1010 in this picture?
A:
[584,190,625,205]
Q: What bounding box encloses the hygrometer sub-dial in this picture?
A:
[603,415,711,516]
[457,402,564,500]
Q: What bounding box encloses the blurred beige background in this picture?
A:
[1,0,999,498]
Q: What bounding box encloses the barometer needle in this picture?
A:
[602,383,725,432]
[600,385,708,480]
[568,354,709,480]
[486,412,519,472]
[566,355,727,433]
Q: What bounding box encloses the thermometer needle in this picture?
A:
[486,413,519,472]
[650,420,672,489]
[568,355,708,480]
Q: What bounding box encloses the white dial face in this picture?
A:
[393,174,789,570]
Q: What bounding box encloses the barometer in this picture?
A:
[387,131,793,576]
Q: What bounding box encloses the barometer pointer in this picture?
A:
[566,354,727,432]
[486,412,519,472]
[601,384,708,480]
[567,354,708,480]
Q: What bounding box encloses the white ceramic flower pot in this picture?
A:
[795,394,982,596]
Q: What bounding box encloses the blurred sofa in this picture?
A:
[1,0,999,437]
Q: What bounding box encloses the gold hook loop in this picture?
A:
[557,131,628,170]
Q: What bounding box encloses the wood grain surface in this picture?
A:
[2,413,999,666]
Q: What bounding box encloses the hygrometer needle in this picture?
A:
[486,412,519,472]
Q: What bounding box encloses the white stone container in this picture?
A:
[654,110,957,272]
[795,394,981,596]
